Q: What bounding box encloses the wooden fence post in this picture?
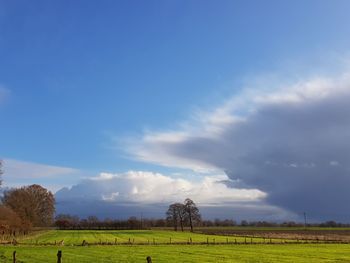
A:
[146,256,152,263]
[13,251,16,263]
[57,250,62,263]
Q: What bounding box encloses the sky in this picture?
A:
[2,0,350,221]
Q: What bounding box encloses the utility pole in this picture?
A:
[140,212,143,230]
[303,212,307,229]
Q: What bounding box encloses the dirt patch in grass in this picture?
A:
[196,229,350,242]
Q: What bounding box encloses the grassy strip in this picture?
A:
[1,244,350,262]
[17,230,290,246]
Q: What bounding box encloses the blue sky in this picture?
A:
[2,1,350,220]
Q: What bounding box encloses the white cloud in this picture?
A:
[3,159,79,179]
[2,159,81,192]
[57,171,266,206]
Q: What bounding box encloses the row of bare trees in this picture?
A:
[166,198,201,232]
[55,214,171,230]
[0,161,55,238]
[55,198,202,231]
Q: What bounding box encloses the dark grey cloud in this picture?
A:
[127,75,350,221]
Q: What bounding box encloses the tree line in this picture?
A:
[55,198,202,230]
[54,214,168,230]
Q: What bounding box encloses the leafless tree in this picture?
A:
[55,214,80,229]
[2,184,55,226]
[166,203,178,231]
[87,215,99,226]
[166,202,187,231]
[175,203,187,232]
[184,198,201,232]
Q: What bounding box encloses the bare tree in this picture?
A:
[2,184,55,226]
[166,202,187,231]
[87,215,99,225]
[175,203,187,232]
[166,203,179,231]
[55,214,80,229]
[184,198,201,232]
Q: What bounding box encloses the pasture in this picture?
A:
[16,230,286,245]
[1,229,350,262]
[1,243,350,262]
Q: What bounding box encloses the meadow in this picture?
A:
[1,243,350,262]
[17,230,287,245]
[1,229,350,262]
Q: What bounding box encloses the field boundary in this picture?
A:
[1,239,350,246]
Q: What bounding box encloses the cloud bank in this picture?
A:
[56,171,265,204]
[55,171,292,220]
[124,72,350,221]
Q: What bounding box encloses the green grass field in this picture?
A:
[17,230,286,245]
[1,229,350,262]
[1,244,350,262]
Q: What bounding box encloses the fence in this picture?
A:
[2,235,349,246]
[11,250,153,263]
